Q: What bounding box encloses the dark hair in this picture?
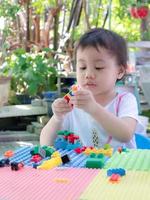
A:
[75,28,128,70]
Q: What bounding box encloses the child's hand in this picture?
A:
[52,98,73,121]
[70,90,98,114]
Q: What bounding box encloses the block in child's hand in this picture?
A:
[64,84,79,103]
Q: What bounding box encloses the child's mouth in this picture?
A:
[84,83,97,88]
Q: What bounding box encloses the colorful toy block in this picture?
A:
[104,144,111,150]
[31,155,42,163]
[11,162,24,171]
[54,137,68,150]
[61,154,70,164]
[86,153,105,169]
[37,152,62,170]
[117,146,129,154]
[66,140,82,150]
[57,130,72,136]
[0,158,10,167]
[84,147,113,157]
[107,168,126,177]
[65,134,79,144]
[42,146,55,157]
[30,146,46,158]
[109,173,120,183]
[64,84,79,103]
[30,145,55,158]
[4,150,14,158]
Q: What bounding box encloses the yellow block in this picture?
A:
[84,148,113,157]
[38,156,62,170]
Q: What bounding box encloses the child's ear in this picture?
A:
[117,65,126,79]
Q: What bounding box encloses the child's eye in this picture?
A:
[95,67,104,70]
[79,66,86,70]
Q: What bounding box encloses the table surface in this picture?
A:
[0,147,150,200]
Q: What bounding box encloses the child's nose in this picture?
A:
[85,69,95,79]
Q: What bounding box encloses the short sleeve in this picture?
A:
[118,93,145,134]
[118,93,138,119]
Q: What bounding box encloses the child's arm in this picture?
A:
[91,105,137,142]
[40,98,72,146]
[70,90,137,143]
[40,115,63,146]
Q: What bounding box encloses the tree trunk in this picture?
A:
[26,0,30,52]
[32,15,40,44]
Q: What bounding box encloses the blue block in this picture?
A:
[107,168,126,176]
[66,141,81,150]
[54,138,68,150]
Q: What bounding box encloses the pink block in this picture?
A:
[0,167,99,200]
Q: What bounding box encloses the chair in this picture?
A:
[135,133,150,149]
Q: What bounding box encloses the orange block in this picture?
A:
[4,150,14,158]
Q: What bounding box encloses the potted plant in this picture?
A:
[2,48,58,104]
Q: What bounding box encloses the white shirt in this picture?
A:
[62,92,144,149]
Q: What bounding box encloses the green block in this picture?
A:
[42,146,55,157]
[30,145,46,158]
[86,153,105,169]
[104,143,111,150]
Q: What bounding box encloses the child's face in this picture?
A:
[76,46,125,97]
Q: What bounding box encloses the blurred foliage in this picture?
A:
[2,48,58,96]
[1,0,150,100]
[0,0,20,19]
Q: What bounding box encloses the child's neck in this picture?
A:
[95,91,117,107]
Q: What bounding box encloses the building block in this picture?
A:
[0,158,10,167]
[66,134,79,144]
[63,84,79,103]
[64,94,71,103]
[74,148,83,154]
[104,144,111,150]
[31,155,43,163]
[30,146,46,158]
[42,146,55,157]
[54,137,68,150]
[109,173,121,183]
[84,147,113,157]
[57,130,72,136]
[107,168,126,176]
[11,162,24,171]
[66,140,82,150]
[86,153,105,169]
[61,154,70,164]
[37,154,62,170]
[4,150,14,158]
[117,146,129,154]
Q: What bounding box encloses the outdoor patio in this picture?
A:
[1,1,150,200]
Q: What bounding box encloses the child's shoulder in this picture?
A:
[117,91,136,100]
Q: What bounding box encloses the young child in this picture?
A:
[40,28,144,148]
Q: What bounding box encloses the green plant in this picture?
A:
[130,0,150,7]
[2,48,58,96]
